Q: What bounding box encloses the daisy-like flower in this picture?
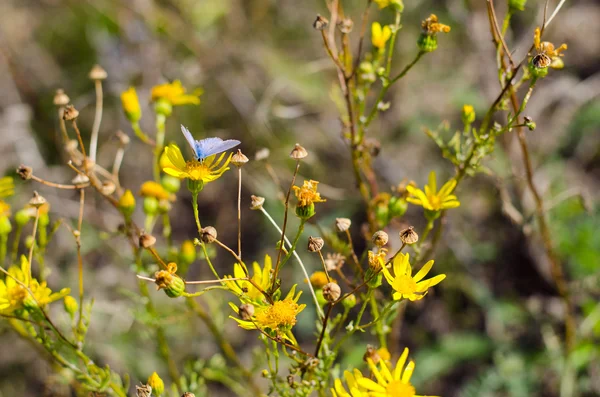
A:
[406,171,460,215]
[160,144,232,186]
[531,27,567,71]
[0,256,70,314]
[139,181,175,202]
[229,285,306,342]
[151,80,201,106]
[121,87,142,123]
[331,369,369,397]
[382,253,445,301]
[372,22,392,50]
[359,347,439,397]
[224,255,272,306]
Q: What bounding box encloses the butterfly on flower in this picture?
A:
[181,125,240,160]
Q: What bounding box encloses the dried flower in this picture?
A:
[290,143,308,160]
[363,345,382,364]
[531,27,567,76]
[324,253,345,272]
[89,64,107,80]
[335,218,351,232]
[418,14,451,52]
[16,165,32,180]
[338,18,354,34]
[372,230,389,247]
[29,191,47,208]
[323,282,341,302]
[250,195,265,210]
[154,263,185,298]
[136,384,152,397]
[200,226,217,244]
[308,236,324,252]
[400,226,419,245]
[53,89,70,107]
[238,303,255,320]
[231,149,249,167]
[313,15,329,30]
[139,233,157,248]
[368,250,386,271]
[62,105,79,121]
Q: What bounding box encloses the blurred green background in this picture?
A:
[0,0,598,396]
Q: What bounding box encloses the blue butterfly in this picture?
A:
[181,125,241,160]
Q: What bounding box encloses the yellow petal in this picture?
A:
[401,360,415,383]
[427,171,437,194]
[413,260,434,282]
[357,377,386,392]
[164,145,186,170]
[394,347,409,380]
[438,178,457,199]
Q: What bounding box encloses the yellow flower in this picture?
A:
[151,80,201,106]
[374,0,391,8]
[224,255,272,306]
[406,171,460,212]
[139,181,174,202]
[147,372,165,396]
[0,176,14,217]
[368,250,387,271]
[331,369,369,397]
[421,14,451,35]
[229,285,306,342]
[307,271,333,289]
[462,104,475,125]
[382,253,445,301]
[372,22,392,50]
[121,87,142,123]
[358,347,438,397]
[0,256,69,314]
[161,144,232,184]
[293,180,326,207]
[532,27,567,69]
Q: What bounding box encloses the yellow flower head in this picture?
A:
[0,176,15,217]
[307,271,334,289]
[382,253,445,301]
[421,14,451,35]
[0,256,69,314]
[230,285,306,341]
[532,27,567,69]
[121,87,142,123]
[406,171,460,212]
[224,255,272,306]
[293,180,326,208]
[358,347,437,397]
[161,144,232,184]
[151,80,201,106]
[331,369,369,397]
[139,181,174,202]
[372,22,392,50]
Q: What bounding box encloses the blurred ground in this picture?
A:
[0,0,599,396]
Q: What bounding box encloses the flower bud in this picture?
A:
[89,64,108,80]
[388,196,407,218]
[250,195,265,210]
[509,0,527,12]
[154,98,173,117]
[0,215,11,235]
[239,303,255,320]
[29,191,47,208]
[418,34,437,52]
[179,240,196,265]
[462,104,476,125]
[200,226,217,244]
[121,87,142,123]
[147,372,165,396]
[307,236,324,252]
[342,293,357,309]
[365,267,383,289]
[15,209,32,226]
[63,296,78,318]
[524,116,536,131]
[308,271,329,289]
[313,15,329,30]
[100,181,116,196]
[186,179,204,195]
[161,175,181,194]
[154,263,185,298]
[295,202,315,219]
[139,233,157,248]
[372,230,389,247]
[290,143,308,160]
[62,105,79,121]
[399,226,418,244]
[16,165,32,180]
[335,218,351,232]
[143,197,159,216]
[53,89,70,107]
[323,282,341,302]
[118,190,136,217]
[231,149,249,167]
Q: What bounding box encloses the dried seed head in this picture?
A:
[62,105,79,121]
[181,393,196,397]
[16,165,32,180]
[372,230,389,247]
[290,143,308,160]
[338,18,354,34]
[335,217,351,232]
[250,195,265,210]
[71,174,89,186]
[139,233,157,248]
[363,345,381,364]
[322,282,341,302]
[200,226,217,243]
[231,149,249,167]
[89,64,107,80]
[135,384,152,397]
[238,303,255,320]
[29,191,47,208]
[324,253,345,271]
[100,181,116,195]
[313,15,329,30]
[116,130,130,145]
[53,89,70,107]
[399,226,419,244]
[255,148,270,161]
[307,236,324,252]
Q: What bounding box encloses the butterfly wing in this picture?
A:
[194,137,241,159]
[181,125,199,158]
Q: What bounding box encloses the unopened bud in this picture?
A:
[29,191,47,208]
[231,149,249,167]
[62,105,79,121]
[290,143,308,160]
[200,226,217,243]
[239,303,255,320]
[147,372,164,396]
[524,116,536,131]
[342,293,357,309]
[313,15,329,30]
[322,282,341,302]
[63,296,78,318]
[307,236,324,252]
[53,89,70,107]
[372,230,389,247]
[89,64,108,80]
[139,233,157,248]
[399,226,418,244]
[335,218,351,232]
[16,165,32,180]
[118,190,136,217]
[250,195,265,210]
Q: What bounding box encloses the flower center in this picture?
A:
[394,275,417,295]
[385,380,416,397]
[184,161,211,181]
[255,299,299,330]
[428,194,441,210]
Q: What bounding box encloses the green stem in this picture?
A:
[154,114,166,182]
[0,234,7,264]
[192,192,220,279]
[11,224,22,262]
[369,293,386,348]
[277,220,305,271]
[385,11,402,76]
